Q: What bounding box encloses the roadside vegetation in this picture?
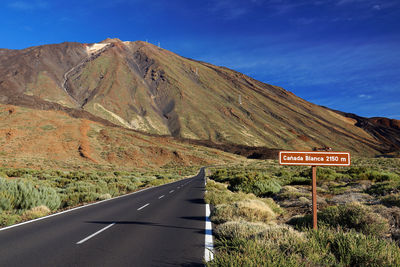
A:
[0,166,198,227]
[206,157,400,266]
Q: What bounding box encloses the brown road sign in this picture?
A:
[279,150,351,229]
[279,151,351,166]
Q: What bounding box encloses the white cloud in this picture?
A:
[373,4,381,10]
[358,94,372,99]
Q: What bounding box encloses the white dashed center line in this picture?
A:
[169,190,174,193]
[137,203,150,210]
[158,195,165,199]
[76,223,115,245]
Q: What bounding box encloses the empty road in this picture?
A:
[0,168,209,266]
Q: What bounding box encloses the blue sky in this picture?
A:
[1,0,399,119]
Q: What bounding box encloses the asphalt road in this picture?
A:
[0,168,207,266]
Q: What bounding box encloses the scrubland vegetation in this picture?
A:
[0,166,198,227]
[206,157,400,266]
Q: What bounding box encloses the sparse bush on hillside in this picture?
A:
[212,199,276,224]
[319,202,389,237]
[209,224,400,267]
[380,193,400,208]
[300,167,340,181]
[366,180,400,196]
[345,166,400,182]
[205,179,283,214]
[209,169,282,197]
[289,202,389,237]
[207,159,400,266]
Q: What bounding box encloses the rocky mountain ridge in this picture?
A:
[0,39,399,157]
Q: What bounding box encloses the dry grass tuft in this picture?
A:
[215,220,303,242]
[212,199,276,223]
[22,205,51,220]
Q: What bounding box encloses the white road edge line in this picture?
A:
[158,195,165,199]
[0,172,199,233]
[137,203,150,210]
[205,203,214,262]
[76,223,115,245]
[204,174,214,262]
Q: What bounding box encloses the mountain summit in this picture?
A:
[0,39,399,156]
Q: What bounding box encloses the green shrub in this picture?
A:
[346,167,400,182]
[319,202,389,237]
[0,211,20,227]
[209,224,400,267]
[366,181,400,196]
[0,178,60,211]
[308,226,400,266]
[300,167,339,181]
[288,203,389,237]
[60,181,100,207]
[209,169,229,182]
[251,179,282,197]
[380,193,400,207]
[229,176,281,197]
[288,214,313,229]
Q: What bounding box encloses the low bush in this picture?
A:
[0,211,20,227]
[0,178,60,211]
[22,205,51,220]
[229,174,281,197]
[205,179,283,214]
[380,194,400,207]
[366,181,400,196]
[215,221,303,242]
[209,225,400,266]
[308,226,400,266]
[288,202,389,237]
[300,167,339,181]
[346,167,400,182]
[211,199,276,224]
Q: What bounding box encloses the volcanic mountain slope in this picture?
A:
[0,38,398,156]
[0,104,237,170]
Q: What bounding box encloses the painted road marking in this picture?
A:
[0,175,194,233]
[137,203,150,210]
[158,195,165,199]
[205,204,214,262]
[76,223,115,244]
[204,173,214,262]
[169,190,174,193]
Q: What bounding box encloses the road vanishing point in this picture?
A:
[0,168,212,266]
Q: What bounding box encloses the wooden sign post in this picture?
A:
[279,151,351,229]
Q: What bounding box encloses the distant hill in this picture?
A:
[0,104,237,170]
[1,38,399,157]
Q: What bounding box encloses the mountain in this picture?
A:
[0,38,399,157]
[0,103,237,170]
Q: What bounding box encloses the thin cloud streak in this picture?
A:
[8,1,48,10]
